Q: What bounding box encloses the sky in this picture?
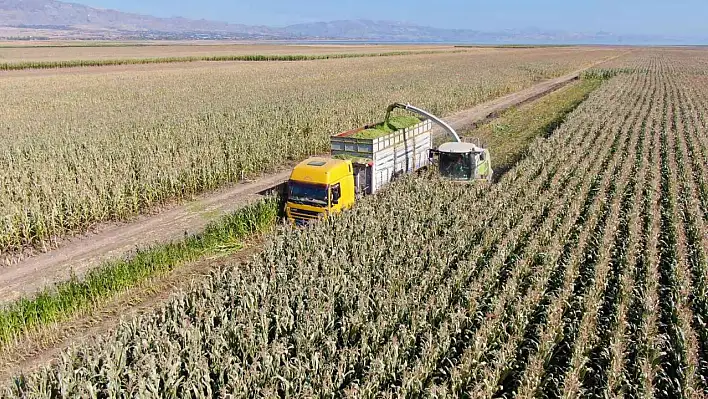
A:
[77,0,708,37]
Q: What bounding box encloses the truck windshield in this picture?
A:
[288,181,329,206]
[440,152,473,180]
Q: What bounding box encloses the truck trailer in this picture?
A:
[286,119,433,225]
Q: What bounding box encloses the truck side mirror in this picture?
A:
[331,184,341,204]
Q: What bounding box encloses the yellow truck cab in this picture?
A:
[285,157,356,226]
[285,117,434,226]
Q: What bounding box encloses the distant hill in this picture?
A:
[283,20,687,45]
[0,0,696,44]
[283,20,464,42]
[0,0,283,38]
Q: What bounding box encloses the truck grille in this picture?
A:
[290,208,321,218]
[289,208,324,226]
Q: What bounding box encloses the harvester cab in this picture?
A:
[431,142,493,181]
[384,103,494,182]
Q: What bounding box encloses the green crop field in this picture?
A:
[465,76,604,174]
[0,47,619,260]
[4,49,707,398]
[0,68,606,350]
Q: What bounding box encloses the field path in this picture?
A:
[0,56,622,306]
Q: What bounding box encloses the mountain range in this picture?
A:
[0,0,700,44]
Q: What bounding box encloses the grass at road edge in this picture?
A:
[465,76,605,177]
[0,196,280,350]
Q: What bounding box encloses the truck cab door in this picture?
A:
[330,183,342,210]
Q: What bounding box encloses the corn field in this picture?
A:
[0,50,466,71]
[3,49,707,398]
[0,48,619,258]
[0,44,456,63]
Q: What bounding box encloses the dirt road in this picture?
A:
[0,55,624,306]
[0,172,289,305]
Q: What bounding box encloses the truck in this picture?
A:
[285,103,492,225]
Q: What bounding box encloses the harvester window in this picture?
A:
[440,153,473,180]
